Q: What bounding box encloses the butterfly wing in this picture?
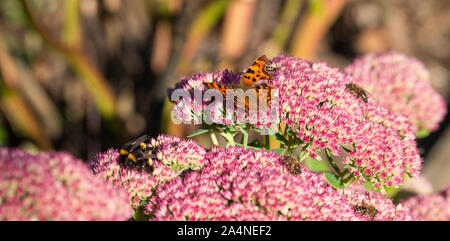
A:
[202,82,235,110]
[253,82,272,107]
[241,82,273,112]
[202,54,275,115]
[203,82,232,97]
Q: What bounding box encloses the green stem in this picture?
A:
[265,135,270,149]
[296,142,310,162]
[235,143,262,150]
[242,127,249,149]
[287,134,293,155]
[343,174,355,187]
[341,169,350,179]
[325,148,342,177]
[134,203,151,221]
[220,131,235,147]
[228,133,235,146]
[210,130,219,146]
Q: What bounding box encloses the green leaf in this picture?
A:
[324,172,344,189]
[271,148,285,156]
[363,181,375,191]
[416,128,431,139]
[364,180,384,193]
[364,180,399,197]
[384,186,400,198]
[187,128,209,138]
[305,156,330,173]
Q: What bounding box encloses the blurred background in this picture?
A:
[0,0,449,188]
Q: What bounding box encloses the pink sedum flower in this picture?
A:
[271,55,422,189]
[168,54,424,189]
[342,184,417,221]
[402,185,450,221]
[0,148,132,221]
[146,146,364,221]
[90,135,207,208]
[345,51,446,132]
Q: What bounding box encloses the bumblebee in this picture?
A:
[353,203,378,220]
[346,83,368,103]
[119,135,156,173]
[282,156,302,175]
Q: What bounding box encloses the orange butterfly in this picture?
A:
[203,55,276,111]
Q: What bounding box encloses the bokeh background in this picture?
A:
[0,0,449,188]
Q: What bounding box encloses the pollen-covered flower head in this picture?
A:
[402,184,450,221]
[0,148,132,221]
[341,184,417,221]
[90,135,207,208]
[345,51,447,132]
[270,55,422,189]
[146,146,364,221]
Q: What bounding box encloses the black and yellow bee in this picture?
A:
[346,83,368,103]
[119,135,156,173]
[353,202,378,220]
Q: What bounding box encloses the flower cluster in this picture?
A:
[270,55,422,189]
[154,135,207,171]
[0,148,132,221]
[168,54,423,189]
[90,135,206,208]
[341,184,417,221]
[169,70,278,128]
[146,146,364,221]
[402,185,450,221]
[345,51,446,132]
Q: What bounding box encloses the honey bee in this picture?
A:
[346,83,368,103]
[282,156,302,175]
[353,202,378,221]
[119,135,156,173]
